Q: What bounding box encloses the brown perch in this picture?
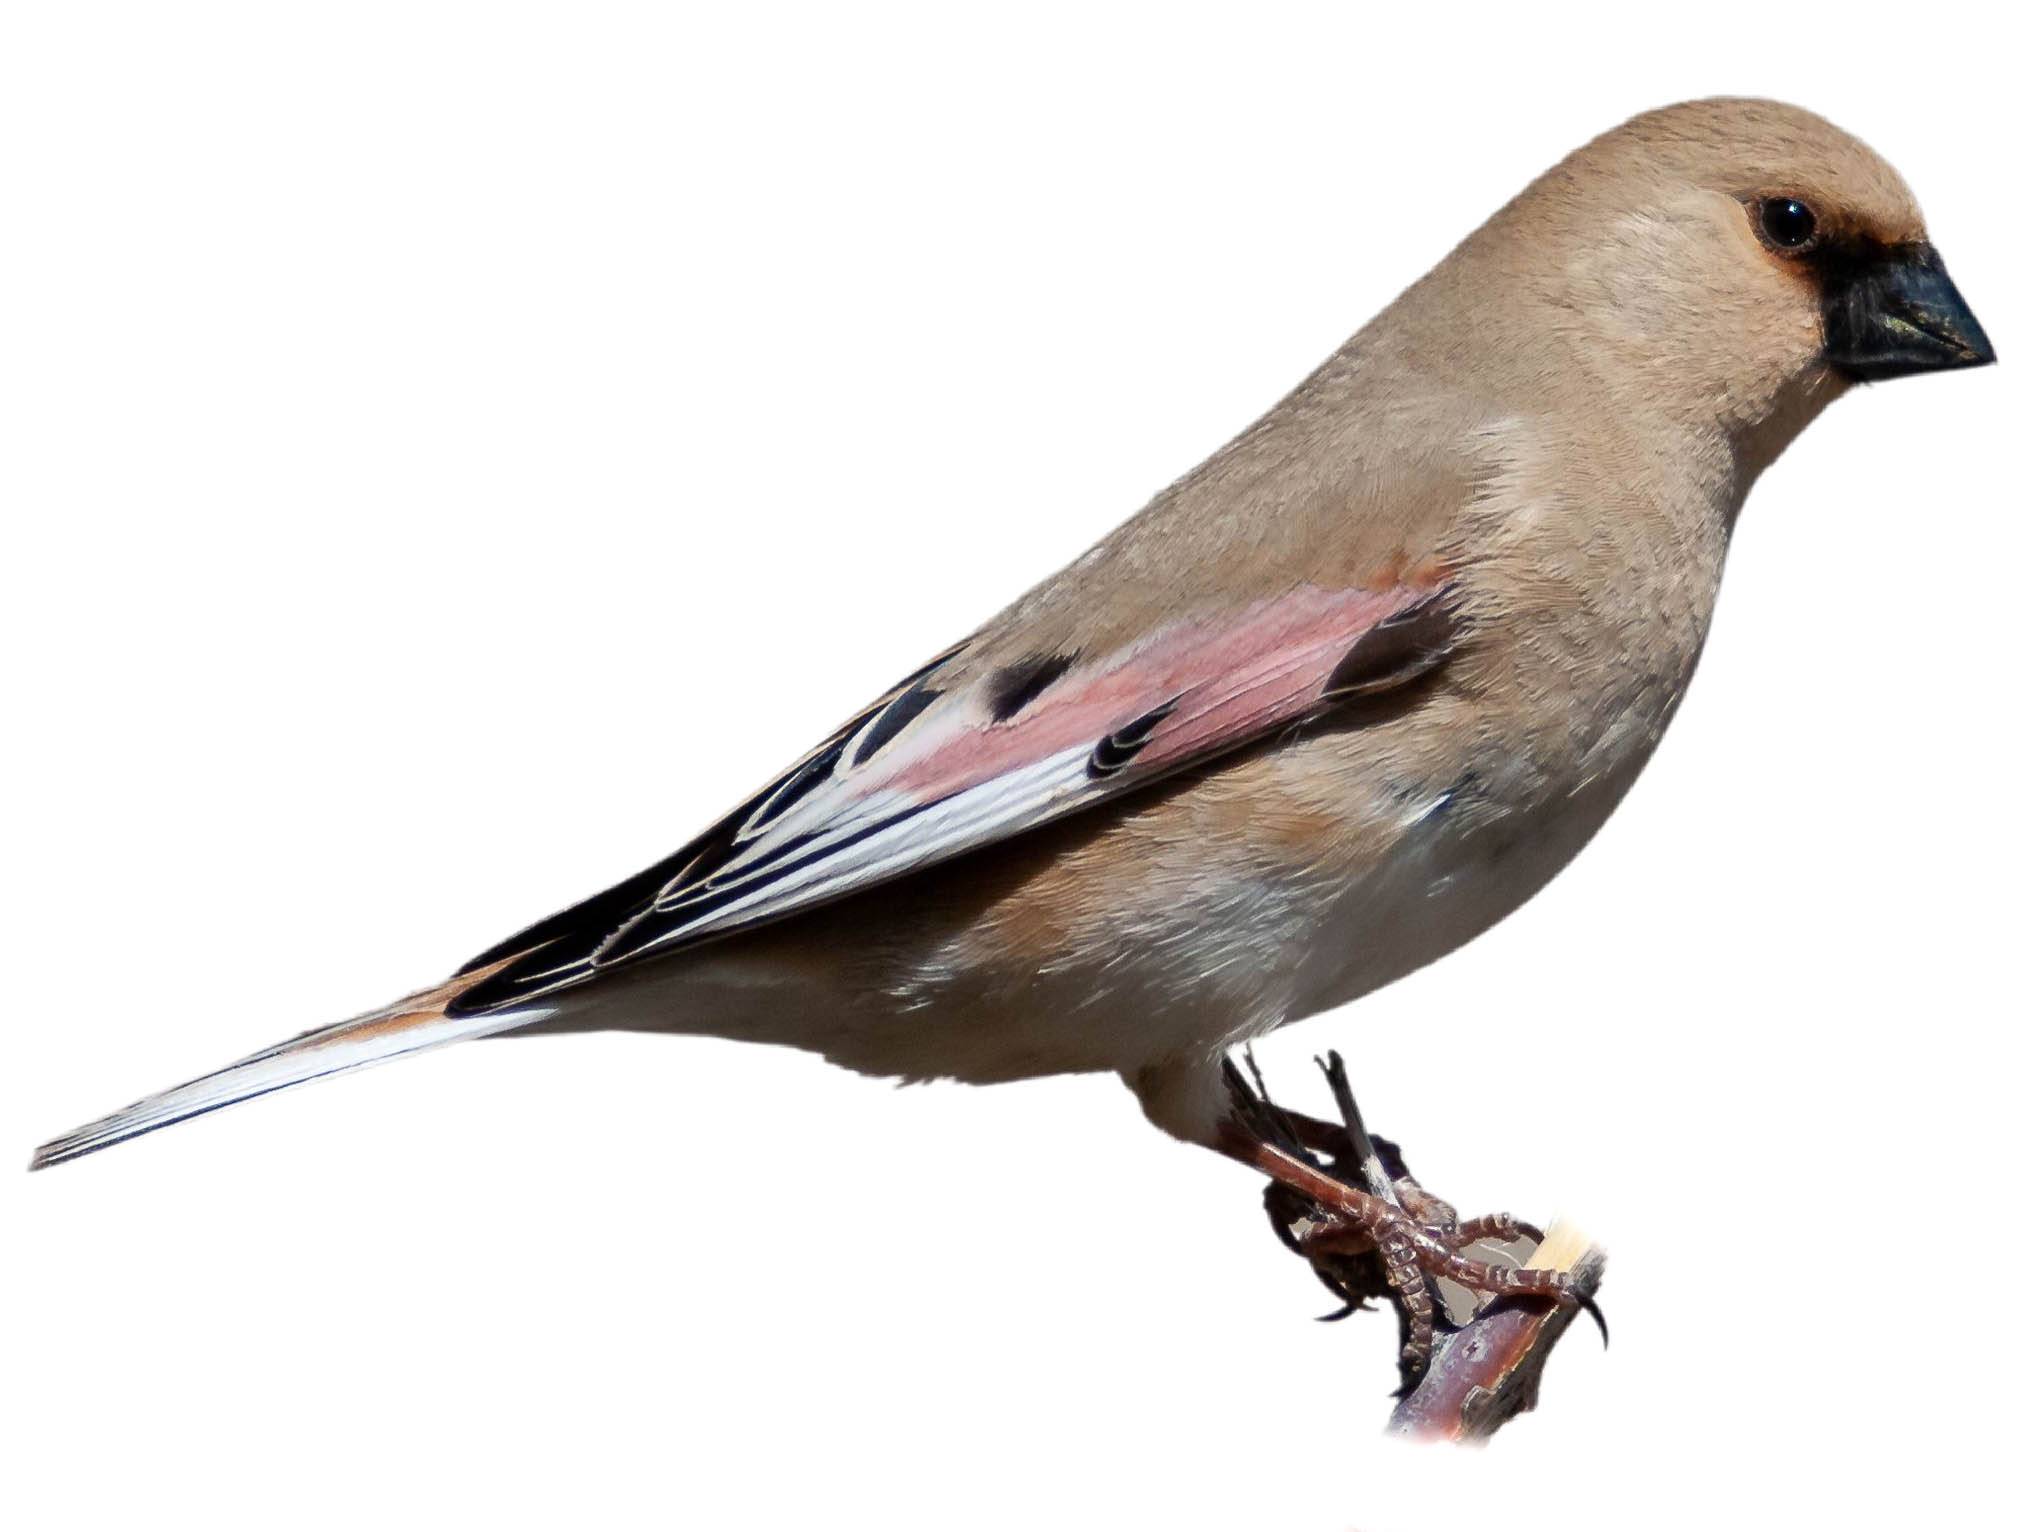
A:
[1387,1219,1605,1442]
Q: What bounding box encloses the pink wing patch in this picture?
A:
[887,583,1442,802]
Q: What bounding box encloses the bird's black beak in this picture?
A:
[1824,242,1995,381]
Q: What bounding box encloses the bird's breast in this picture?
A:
[1281,479,1731,1023]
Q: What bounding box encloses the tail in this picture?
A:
[29,964,542,1171]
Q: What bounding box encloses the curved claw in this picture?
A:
[1576,1291,1610,1348]
[1316,1302,1361,1323]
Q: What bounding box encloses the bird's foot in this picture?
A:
[1266,1177,1587,1384]
[1229,1052,1602,1389]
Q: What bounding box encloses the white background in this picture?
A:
[4,4,2035,1528]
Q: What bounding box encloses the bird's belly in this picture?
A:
[1283,753,1649,1026]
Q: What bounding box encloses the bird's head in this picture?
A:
[1475,98,1994,460]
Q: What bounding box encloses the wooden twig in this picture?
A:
[1387,1219,1605,1443]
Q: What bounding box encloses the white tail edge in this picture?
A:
[30,972,544,1171]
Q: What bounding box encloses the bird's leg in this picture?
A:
[1223,1051,1597,1388]
[1277,1057,1488,1236]
[1234,1052,1414,1200]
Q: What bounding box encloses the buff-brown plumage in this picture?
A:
[32,98,1993,1170]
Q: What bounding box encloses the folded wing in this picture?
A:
[450,577,1457,1017]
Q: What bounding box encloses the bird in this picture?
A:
[31,98,1993,1331]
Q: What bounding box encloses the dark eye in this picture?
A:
[1758,197,1819,251]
